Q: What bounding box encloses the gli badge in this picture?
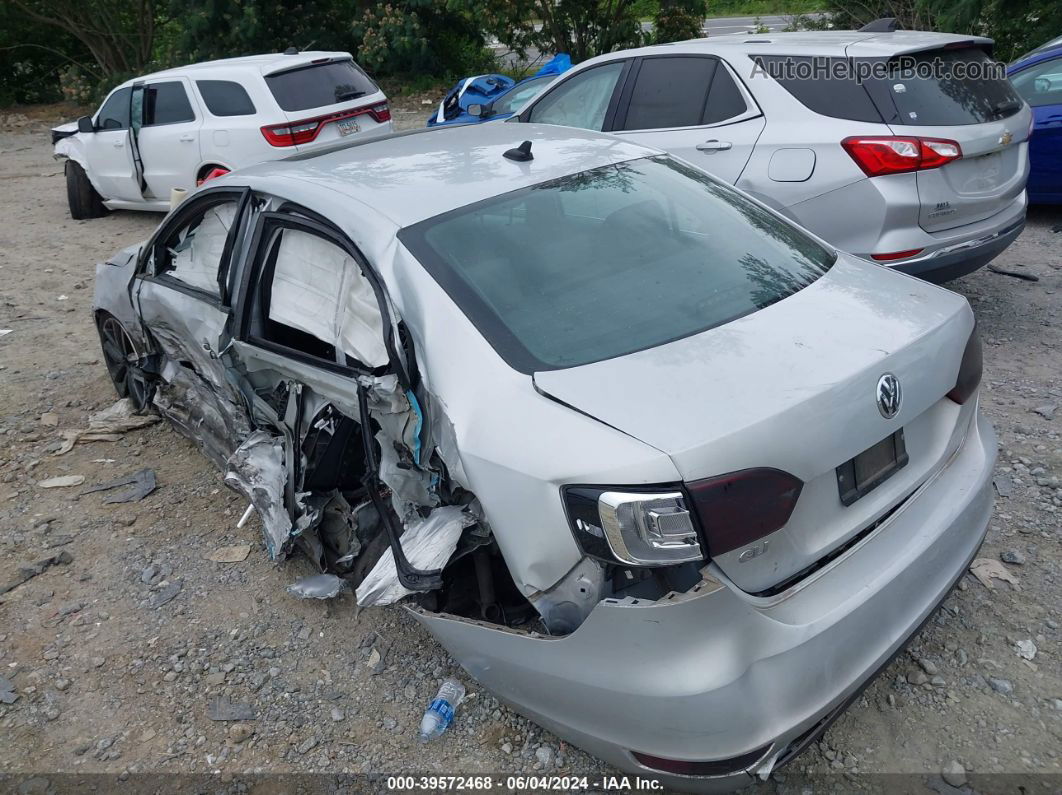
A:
[877,373,902,419]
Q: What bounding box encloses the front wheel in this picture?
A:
[65,160,107,220]
[97,314,153,411]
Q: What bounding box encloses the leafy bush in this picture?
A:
[817,0,1062,61]
[353,0,495,77]
[650,0,708,44]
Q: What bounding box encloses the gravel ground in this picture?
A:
[0,102,1060,793]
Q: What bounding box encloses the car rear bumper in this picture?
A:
[889,216,1026,283]
[785,174,1027,283]
[411,410,996,793]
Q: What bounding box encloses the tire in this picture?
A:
[65,160,107,220]
[97,314,153,411]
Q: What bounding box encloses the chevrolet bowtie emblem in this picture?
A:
[999,130,1013,146]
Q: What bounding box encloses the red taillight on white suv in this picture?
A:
[841,136,962,177]
[261,102,391,147]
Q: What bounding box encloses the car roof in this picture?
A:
[117,51,354,85]
[229,123,660,228]
[580,29,993,61]
[1010,41,1062,70]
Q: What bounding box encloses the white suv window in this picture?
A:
[142,81,196,126]
[528,62,625,131]
[197,80,257,116]
[96,87,131,130]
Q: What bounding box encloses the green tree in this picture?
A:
[4,0,162,77]
[476,0,645,64]
[171,0,359,62]
[650,0,707,44]
[0,2,94,104]
[353,0,495,76]
[817,0,1062,61]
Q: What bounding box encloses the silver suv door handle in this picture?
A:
[113,141,124,148]
[179,135,195,142]
[696,140,732,151]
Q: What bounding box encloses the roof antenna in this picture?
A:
[503,140,534,162]
[283,46,299,55]
[858,17,901,32]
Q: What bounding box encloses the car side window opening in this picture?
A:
[197,80,258,116]
[251,225,388,369]
[1011,57,1062,108]
[528,62,625,130]
[157,199,238,296]
[493,77,552,116]
[702,64,749,123]
[96,87,132,130]
[622,57,718,130]
[142,81,196,126]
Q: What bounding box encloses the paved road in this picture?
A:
[702,14,791,35]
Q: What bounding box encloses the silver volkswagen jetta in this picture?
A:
[93,123,995,790]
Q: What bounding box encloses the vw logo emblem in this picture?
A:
[877,373,902,419]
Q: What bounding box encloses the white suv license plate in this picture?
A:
[337,118,360,137]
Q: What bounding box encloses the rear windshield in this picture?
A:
[400,156,834,373]
[881,48,1021,125]
[753,47,1021,125]
[266,59,378,112]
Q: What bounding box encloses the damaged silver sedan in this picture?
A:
[93,122,995,791]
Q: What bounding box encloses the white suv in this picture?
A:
[52,50,391,219]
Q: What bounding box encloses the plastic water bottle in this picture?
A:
[418,678,465,742]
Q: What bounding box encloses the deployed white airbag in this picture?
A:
[355,505,476,606]
[169,202,236,294]
[269,228,388,367]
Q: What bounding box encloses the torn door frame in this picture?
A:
[128,187,482,597]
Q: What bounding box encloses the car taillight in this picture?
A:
[260,102,392,147]
[371,102,391,122]
[841,136,962,177]
[261,120,320,147]
[684,468,803,556]
[946,326,982,405]
[563,486,704,567]
[871,249,924,262]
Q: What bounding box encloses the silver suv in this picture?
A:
[513,29,1031,282]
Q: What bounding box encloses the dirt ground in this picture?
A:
[0,102,1060,794]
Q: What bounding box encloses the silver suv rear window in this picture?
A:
[754,47,1021,126]
[400,156,834,373]
[266,60,378,112]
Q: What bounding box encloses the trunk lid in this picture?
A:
[901,115,1030,232]
[262,56,390,149]
[847,41,1032,232]
[533,257,975,591]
